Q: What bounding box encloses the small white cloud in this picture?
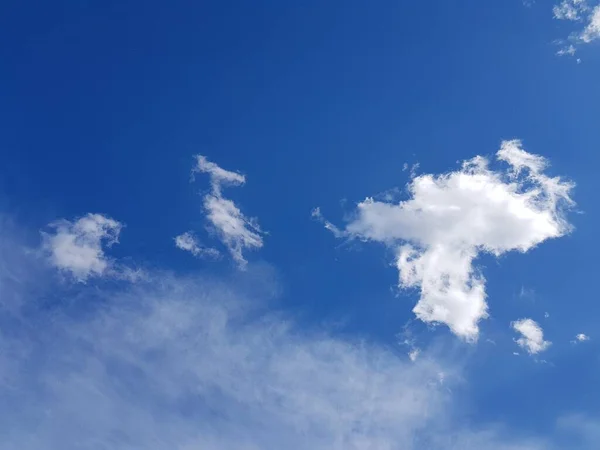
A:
[192,155,264,268]
[194,155,246,192]
[512,318,552,355]
[174,231,220,259]
[319,140,574,341]
[544,312,550,318]
[572,333,590,343]
[42,213,122,282]
[576,333,590,341]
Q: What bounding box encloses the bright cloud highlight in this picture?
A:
[318,140,574,341]
[512,318,552,355]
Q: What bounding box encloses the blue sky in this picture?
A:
[1,0,600,448]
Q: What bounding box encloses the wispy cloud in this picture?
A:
[174,231,220,259]
[512,318,552,355]
[572,333,591,343]
[188,155,264,269]
[0,251,553,450]
[552,0,600,54]
[318,140,574,341]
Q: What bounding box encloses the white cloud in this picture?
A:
[573,333,590,343]
[553,0,587,20]
[194,155,246,191]
[41,213,122,282]
[174,231,220,259]
[552,1,600,54]
[193,155,264,268]
[582,5,600,42]
[318,140,574,341]
[512,318,552,354]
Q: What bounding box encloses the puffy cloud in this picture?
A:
[512,318,551,355]
[174,231,220,259]
[41,213,122,282]
[318,140,573,341]
[192,155,264,268]
[572,333,590,343]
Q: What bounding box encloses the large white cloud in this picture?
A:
[512,318,551,355]
[318,140,574,341]
[41,213,122,282]
[179,155,264,268]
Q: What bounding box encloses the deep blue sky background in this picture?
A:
[2,0,600,439]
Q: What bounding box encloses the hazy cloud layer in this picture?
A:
[0,259,553,450]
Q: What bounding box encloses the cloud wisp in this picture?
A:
[512,318,551,355]
[317,140,574,341]
[177,155,264,269]
[174,231,221,259]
